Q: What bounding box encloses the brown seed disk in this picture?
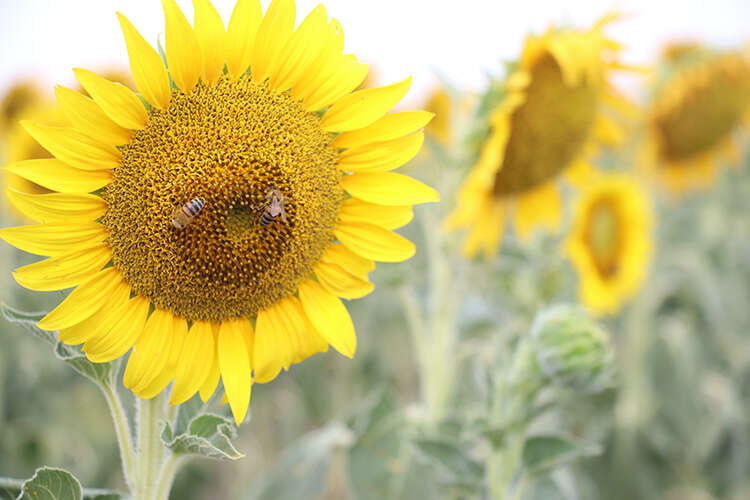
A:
[653,55,750,163]
[493,53,598,197]
[583,196,623,279]
[102,76,343,322]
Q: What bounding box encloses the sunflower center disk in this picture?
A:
[584,198,622,279]
[654,56,750,162]
[103,76,343,322]
[493,54,598,197]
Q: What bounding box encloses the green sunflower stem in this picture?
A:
[100,382,137,492]
[401,206,461,425]
[132,393,186,500]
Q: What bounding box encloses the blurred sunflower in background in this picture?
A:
[0,81,59,208]
[424,87,453,145]
[565,174,652,315]
[2,70,136,217]
[642,43,750,193]
[445,13,633,258]
[0,0,437,424]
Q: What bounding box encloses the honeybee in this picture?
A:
[260,188,288,226]
[172,197,205,229]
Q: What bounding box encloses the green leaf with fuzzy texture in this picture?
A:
[14,467,81,500]
[1,303,117,386]
[161,414,243,461]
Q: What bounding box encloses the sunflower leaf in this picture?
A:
[1,302,55,345]
[1,467,121,500]
[248,424,353,500]
[521,434,602,476]
[0,302,118,386]
[160,414,244,461]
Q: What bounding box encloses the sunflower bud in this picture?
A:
[531,305,614,393]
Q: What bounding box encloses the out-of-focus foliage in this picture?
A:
[0,31,749,500]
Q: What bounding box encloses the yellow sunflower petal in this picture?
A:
[342,172,439,206]
[338,132,424,172]
[54,85,132,146]
[13,243,111,292]
[199,329,221,402]
[314,260,374,299]
[339,198,413,230]
[514,183,563,241]
[254,304,293,383]
[269,4,328,92]
[0,222,107,257]
[320,77,412,132]
[58,280,132,345]
[226,0,262,76]
[218,319,253,425]
[298,279,356,358]
[21,121,120,171]
[117,12,172,110]
[37,267,124,331]
[83,295,150,363]
[303,56,369,112]
[4,160,112,194]
[170,321,216,405]
[277,297,327,363]
[5,189,107,223]
[291,18,343,103]
[73,69,147,130]
[193,0,226,85]
[162,0,202,93]
[319,243,375,277]
[123,308,173,390]
[249,0,295,83]
[136,316,188,399]
[333,111,434,150]
[335,220,415,262]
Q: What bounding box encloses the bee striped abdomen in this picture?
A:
[172,197,205,229]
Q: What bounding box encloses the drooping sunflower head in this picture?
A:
[446,13,632,258]
[644,43,750,193]
[0,0,438,424]
[565,174,653,315]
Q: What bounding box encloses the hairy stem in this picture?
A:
[100,383,137,491]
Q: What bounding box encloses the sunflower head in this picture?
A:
[565,174,652,315]
[446,13,632,258]
[0,0,437,424]
[644,43,750,193]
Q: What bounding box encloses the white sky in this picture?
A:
[0,0,748,104]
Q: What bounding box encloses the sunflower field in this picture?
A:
[0,1,748,499]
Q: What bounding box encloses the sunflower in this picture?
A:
[445,14,631,258]
[0,0,437,425]
[1,83,64,220]
[565,174,652,315]
[424,87,453,145]
[642,43,750,193]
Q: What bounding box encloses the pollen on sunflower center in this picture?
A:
[584,197,622,279]
[103,76,343,322]
[493,54,598,197]
[653,55,750,163]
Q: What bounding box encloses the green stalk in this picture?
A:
[133,395,167,500]
[100,383,137,491]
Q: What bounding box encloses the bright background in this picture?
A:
[1,0,748,103]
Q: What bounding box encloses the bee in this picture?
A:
[172,197,205,229]
[260,188,288,227]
